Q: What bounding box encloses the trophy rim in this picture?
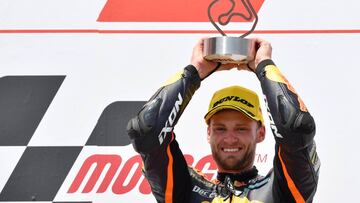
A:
[203,37,255,64]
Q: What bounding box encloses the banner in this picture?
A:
[0,0,360,202]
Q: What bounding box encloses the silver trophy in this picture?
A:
[204,0,258,64]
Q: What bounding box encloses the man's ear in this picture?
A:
[207,126,211,143]
[256,125,266,143]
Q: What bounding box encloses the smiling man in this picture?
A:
[127,38,320,203]
[205,86,265,176]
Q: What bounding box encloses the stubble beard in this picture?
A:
[212,144,256,171]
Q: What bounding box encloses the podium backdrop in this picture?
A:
[0,0,359,202]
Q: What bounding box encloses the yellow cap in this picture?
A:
[204,85,264,124]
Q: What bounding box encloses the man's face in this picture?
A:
[207,109,265,173]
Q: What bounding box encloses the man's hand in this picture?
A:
[239,38,272,72]
[191,38,236,80]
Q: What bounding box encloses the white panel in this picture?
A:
[0,0,359,202]
[0,147,26,194]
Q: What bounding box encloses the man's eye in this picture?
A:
[236,128,247,132]
[215,128,225,132]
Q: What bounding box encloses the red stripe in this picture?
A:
[0,29,98,33]
[0,29,359,34]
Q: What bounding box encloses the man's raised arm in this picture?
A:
[247,38,320,202]
[126,38,226,202]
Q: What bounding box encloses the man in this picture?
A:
[127,38,320,203]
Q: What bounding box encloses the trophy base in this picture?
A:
[203,37,254,64]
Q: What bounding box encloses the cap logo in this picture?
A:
[212,96,255,108]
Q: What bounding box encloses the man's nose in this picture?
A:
[223,131,238,143]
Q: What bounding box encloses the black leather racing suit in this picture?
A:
[127,60,320,203]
